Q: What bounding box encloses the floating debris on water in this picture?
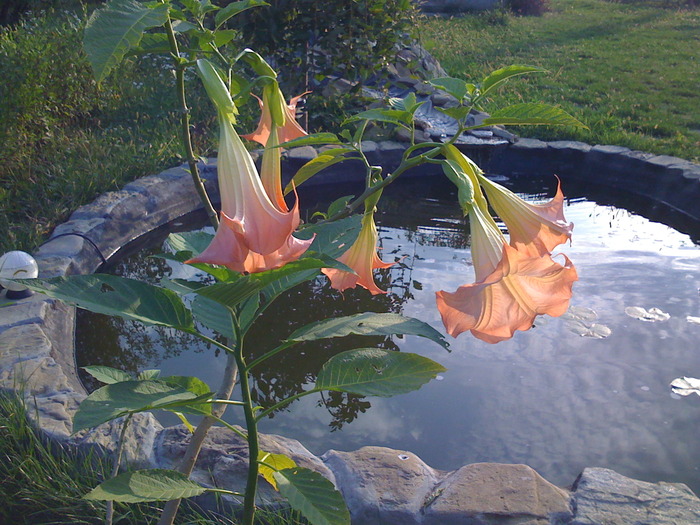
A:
[625,306,670,322]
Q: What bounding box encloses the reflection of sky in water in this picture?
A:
[77,178,700,492]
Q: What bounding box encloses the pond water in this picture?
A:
[76,174,700,493]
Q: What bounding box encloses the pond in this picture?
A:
[76,173,700,493]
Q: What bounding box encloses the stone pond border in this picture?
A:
[2,139,700,524]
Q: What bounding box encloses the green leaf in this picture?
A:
[83,0,170,82]
[191,295,235,340]
[299,215,362,258]
[73,380,209,431]
[345,108,413,127]
[238,48,277,78]
[436,106,471,121]
[479,65,546,98]
[166,231,213,255]
[274,468,350,525]
[326,195,354,218]
[283,154,353,196]
[131,33,171,54]
[279,133,343,149]
[215,0,269,28]
[287,312,449,350]
[258,451,297,490]
[481,103,587,128]
[19,275,194,330]
[82,366,133,385]
[137,369,161,381]
[315,349,446,397]
[429,77,470,102]
[213,29,237,47]
[84,469,207,502]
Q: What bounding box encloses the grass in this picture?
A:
[418,0,700,162]
[0,390,309,524]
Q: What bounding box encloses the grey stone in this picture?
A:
[0,356,72,397]
[155,425,335,505]
[286,146,318,162]
[0,323,52,369]
[547,140,593,153]
[35,254,76,277]
[423,463,572,525]
[75,413,163,469]
[51,217,107,238]
[572,467,700,525]
[322,446,443,525]
[512,138,549,150]
[26,392,84,439]
[0,297,49,329]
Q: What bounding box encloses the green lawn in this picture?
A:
[418,0,700,162]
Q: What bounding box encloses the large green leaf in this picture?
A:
[191,295,235,340]
[479,65,545,98]
[73,380,210,431]
[274,468,350,525]
[481,103,587,128]
[83,0,170,82]
[84,469,207,502]
[166,231,214,256]
[20,275,194,330]
[300,215,362,259]
[315,349,446,397]
[215,0,269,28]
[429,77,471,102]
[345,108,413,127]
[82,365,133,385]
[279,133,343,149]
[287,312,449,350]
[283,153,355,196]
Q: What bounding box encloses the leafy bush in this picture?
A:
[230,0,419,97]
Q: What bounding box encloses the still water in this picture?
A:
[76,175,700,492]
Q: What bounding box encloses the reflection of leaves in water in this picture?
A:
[562,306,612,339]
[318,391,371,432]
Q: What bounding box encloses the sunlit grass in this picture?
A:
[418,0,700,161]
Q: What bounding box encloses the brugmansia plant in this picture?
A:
[17,1,587,525]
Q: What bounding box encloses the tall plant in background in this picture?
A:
[16,1,585,525]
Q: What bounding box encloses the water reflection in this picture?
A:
[76,174,700,492]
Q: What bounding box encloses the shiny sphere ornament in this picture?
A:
[0,251,39,299]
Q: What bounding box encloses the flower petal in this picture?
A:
[480,175,573,257]
[436,245,578,343]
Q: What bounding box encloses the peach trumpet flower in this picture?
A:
[242,89,308,148]
[436,199,577,343]
[186,112,313,274]
[478,173,573,257]
[322,205,393,295]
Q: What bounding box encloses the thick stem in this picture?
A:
[156,353,238,525]
[236,349,259,525]
[165,16,219,229]
[105,414,132,525]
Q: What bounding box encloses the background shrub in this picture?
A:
[507,0,550,15]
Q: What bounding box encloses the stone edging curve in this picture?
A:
[1,139,700,524]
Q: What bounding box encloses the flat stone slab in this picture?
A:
[572,467,700,525]
[423,463,572,525]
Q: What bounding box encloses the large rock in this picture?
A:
[423,463,572,525]
[154,425,336,506]
[323,446,444,525]
[572,467,700,525]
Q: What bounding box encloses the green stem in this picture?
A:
[165,15,219,229]
[105,413,132,525]
[247,340,296,371]
[235,347,260,525]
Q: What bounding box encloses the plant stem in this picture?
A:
[105,413,132,525]
[156,353,238,525]
[236,349,260,525]
[165,15,219,229]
